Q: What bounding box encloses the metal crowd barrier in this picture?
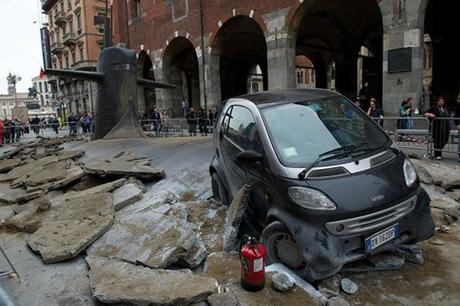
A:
[427,117,460,159]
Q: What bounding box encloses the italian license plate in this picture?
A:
[365,224,399,253]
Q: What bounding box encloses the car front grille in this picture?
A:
[370,151,396,168]
[325,195,417,236]
[307,167,349,178]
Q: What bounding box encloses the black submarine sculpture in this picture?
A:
[45,46,175,140]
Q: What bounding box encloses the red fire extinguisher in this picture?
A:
[240,235,266,292]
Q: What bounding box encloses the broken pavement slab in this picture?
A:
[223,184,252,252]
[83,159,165,180]
[0,159,24,173]
[87,202,207,269]
[86,255,218,306]
[203,252,241,284]
[411,159,460,189]
[0,183,44,205]
[112,183,143,211]
[28,216,113,264]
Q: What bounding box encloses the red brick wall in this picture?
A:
[112,0,382,54]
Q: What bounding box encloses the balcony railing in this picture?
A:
[50,42,65,54]
[54,11,67,27]
[63,32,78,46]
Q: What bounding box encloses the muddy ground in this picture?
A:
[0,136,459,305]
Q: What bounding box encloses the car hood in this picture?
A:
[306,156,417,219]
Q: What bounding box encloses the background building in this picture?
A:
[41,0,111,118]
[110,0,459,117]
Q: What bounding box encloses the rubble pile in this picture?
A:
[410,158,460,230]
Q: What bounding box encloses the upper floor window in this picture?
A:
[130,0,140,19]
[76,12,81,30]
[79,47,84,61]
[67,0,72,10]
[59,0,64,11]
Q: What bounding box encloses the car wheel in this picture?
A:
[211,172,229,206]
[261,221,315,282]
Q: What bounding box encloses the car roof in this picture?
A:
[234,88,340,108]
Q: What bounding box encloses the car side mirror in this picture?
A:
[236,150,263,164]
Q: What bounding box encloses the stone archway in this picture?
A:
[212,16,268,100]
[290,0,383,103]
[422,0,460,108]
[137,50,155,114]
[163,37,200,117]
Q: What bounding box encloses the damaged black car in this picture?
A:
[210,89,435,282]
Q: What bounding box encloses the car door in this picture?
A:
[220,105,261,196]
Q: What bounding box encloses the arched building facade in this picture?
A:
[112,0,459,116]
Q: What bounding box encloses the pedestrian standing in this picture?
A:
[424,96,450,160]
[208,109,214,133]
[367,98,384,127]
[454,94,460,162]
[198,107,208,136]
[182,98,187,118]
[68,113,78,135]
[3,119,10,144]
[150,107,161,135]
[186,107,197,136]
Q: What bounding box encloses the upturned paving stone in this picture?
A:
[223,184,252,252]
[5,192,113,234]
[0,205,15,221]
[28,216,113,264]
[112,183,143,211]
[87,202,207,269]
[0,159,23,173]
[83,159,164,180]
[57,150,85,161]
[318,275,341,298]
[86,256,218,306]
[411,158,460,189]
[0,183,44,204]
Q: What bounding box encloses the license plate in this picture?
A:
[365,224,399,252]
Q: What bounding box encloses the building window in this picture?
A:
[96,12,106,33]
[49,15,53,25]
[65,56,69,68]
[39,82,43,92]
[79,47,84,61]
[69,19,73,33]
[45,82,48,93]
[130,0,140,19]
[59,59,63,69]
[76,12,81,30]
[296,69,305,84]
[67,0,72,10]
[72,51,76,64]
[60,0,64,11]
[172,0,188,22]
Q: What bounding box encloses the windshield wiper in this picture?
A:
[298,141,370,180]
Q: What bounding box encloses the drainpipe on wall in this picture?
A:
[199,0,208,111]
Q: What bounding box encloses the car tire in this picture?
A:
[211,172,229,206]
[261,221,315,282]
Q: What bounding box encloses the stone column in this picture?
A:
[379,0,425,116]
[199,46,221,110]
[263,8,296,90]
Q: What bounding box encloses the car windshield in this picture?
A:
[260,96,390,167]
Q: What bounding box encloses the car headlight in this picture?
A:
[403,159,417,187]
[288,187,336,210]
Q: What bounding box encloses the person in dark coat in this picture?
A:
[186,107,197,136]
[454,94,460,162]
[150,107,161,135]
[367,98,384,127]
[198,107,208,136]
[424,96,450,160]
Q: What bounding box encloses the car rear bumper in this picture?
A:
[275,186,434,280]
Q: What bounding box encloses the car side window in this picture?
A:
[221,106,232,136]
[226,106,260,151]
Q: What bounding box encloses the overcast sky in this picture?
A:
[0,0,44,94]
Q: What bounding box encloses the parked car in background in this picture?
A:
[210,89,435,281]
